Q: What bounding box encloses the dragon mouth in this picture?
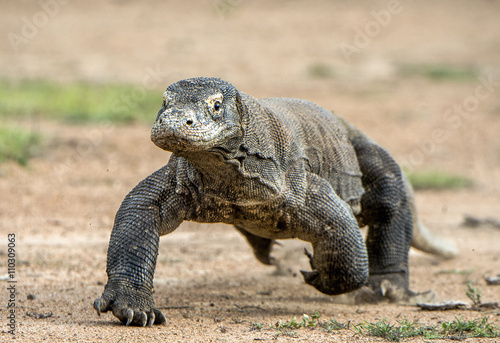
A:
[151,135,189,152]
[207,147,234,160]
[150,122,224,151]
[151,119,243,155]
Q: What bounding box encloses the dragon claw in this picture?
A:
[93,297,110,316]
[147,312,155,327]
[304,248,312,260]
[300,270,320,284]
[137,311,148,327]
[93,299,102,316]
[94,286,167,326]
[125,309,134,326]
[303,248,315,269]
[154,309,167,325]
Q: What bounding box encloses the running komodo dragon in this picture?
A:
[94,77,456,326]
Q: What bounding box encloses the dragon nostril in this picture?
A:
[186,120,193,126]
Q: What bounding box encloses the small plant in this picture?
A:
[0,79,161,124]
[250,322,264,331]
[273,328,298,338]
[398,64,478,82]
[245,314,500,340]
[274,311,321,330]
[436,268,474,276]
[321,318,350,332]
[303,311,321,327]
[274,316,302,330]
[308,63,335,79]
[441,317,500,338]
[466,282,482,306]
[356,317,500,341]
[356,318,412,342]
[0,125,41,165]
[405,169,473,191]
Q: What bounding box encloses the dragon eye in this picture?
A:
[214,101,221,111]
[162,100,166,108]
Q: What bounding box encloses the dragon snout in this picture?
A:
[161,115,195,128]
[157,109,198,129]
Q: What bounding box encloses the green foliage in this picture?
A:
[273,328,298,338]
[356,317,500,341]
[0,79,162,124]
[441,317,500,338]
[466,282,482,306]
[399,64,478,82]
[250,322,264,331]
[436,268,474,276]
[308,63,335,79]
[248,313,500,341]
[356,318,435,342]
[274,311,321,330]
[405,169,473,191]
[321,318,350,332]
[0,124,41,165]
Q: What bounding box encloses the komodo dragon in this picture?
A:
[94,77,456,326]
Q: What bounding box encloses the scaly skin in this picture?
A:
[94,77,454,325]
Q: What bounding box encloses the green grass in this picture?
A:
[356,317,500,341]
[435,268,474,276]
[322,318,351,332]
[307,62,335,79]
[274,312,320,330]
[0,79,162,124]
[247,313,500,341]
[0,125,41,165]
[355,318,438,341]
[399,64,478,82]
[250,322,265,331]
[405,169,473,191]
[441,317,500,339]
[0,79,165,165]
[466,282,482,306]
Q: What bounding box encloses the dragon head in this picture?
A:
[151,77,244,155]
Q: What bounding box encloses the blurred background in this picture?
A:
[0,1,499,340]
[2,0,499,223]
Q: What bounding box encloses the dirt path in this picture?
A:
[1,1,499,342]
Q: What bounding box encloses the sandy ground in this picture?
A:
[1,1,500,342]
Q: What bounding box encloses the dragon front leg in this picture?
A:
[291,173,369,295]
[94,163,189,326]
